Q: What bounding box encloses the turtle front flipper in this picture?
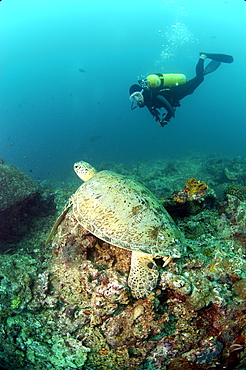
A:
[128,251,159,299]
[45,201,72,245]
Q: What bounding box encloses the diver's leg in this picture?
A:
[196,55,206,79]
[200,52,233,63]
[173,56,205,100]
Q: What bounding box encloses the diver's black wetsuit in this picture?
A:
[130,53,233,126]
[140,57,205,126]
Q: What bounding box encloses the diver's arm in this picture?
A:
[145,93,175,126]
[146,106,161,122]
[156,95,175,118]
[156,95,175,125]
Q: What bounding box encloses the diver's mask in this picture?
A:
[129,89,144,110]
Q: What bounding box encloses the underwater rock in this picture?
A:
[0,164,56,247]
[185,274,215,310]
[3,314,89,369]
[233,278,246,301]
[0,254,37,313]
[102,295,169,348]
[225,184,246,201]
[163,162,178,176]
[217,194,246,250]
[0,164,38,243]
[160,271,192,296]
[174,209,219,241]
[0,163,38,212]
[204,251,246,282]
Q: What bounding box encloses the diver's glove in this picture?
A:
[159,119,169,127]
[159,112,169,127]
[155,117,169,127]
[150,108,161,124]
[154,115,164,127]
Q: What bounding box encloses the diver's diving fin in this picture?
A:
[200,52,234,63]
[203,60,221,75]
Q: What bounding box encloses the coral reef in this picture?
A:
[217,194,246,255]
[3,208,243,370]
[172,178,208,204]
[0,155,246,369]
[224,184,246,201]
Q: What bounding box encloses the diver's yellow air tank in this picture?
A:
[146,73,187,89]
[161,74,187,87]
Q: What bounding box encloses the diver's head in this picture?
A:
[129,85,144,110]
[129,84,142,96]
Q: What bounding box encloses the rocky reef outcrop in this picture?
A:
[0,163,56,248]
[0,163,39,243]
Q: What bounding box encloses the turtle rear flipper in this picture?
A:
[128,251,159,299]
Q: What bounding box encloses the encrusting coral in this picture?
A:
[38,209,245,370]
[172,178,208,203]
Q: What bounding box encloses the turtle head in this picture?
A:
[74,161,97,182]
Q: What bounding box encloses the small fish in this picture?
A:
[79,68,86,73]
[3,143,15,150]
[89,135,102,142]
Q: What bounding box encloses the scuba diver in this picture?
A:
[129,52,234,127]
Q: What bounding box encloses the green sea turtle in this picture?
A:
[46,161,184,298]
